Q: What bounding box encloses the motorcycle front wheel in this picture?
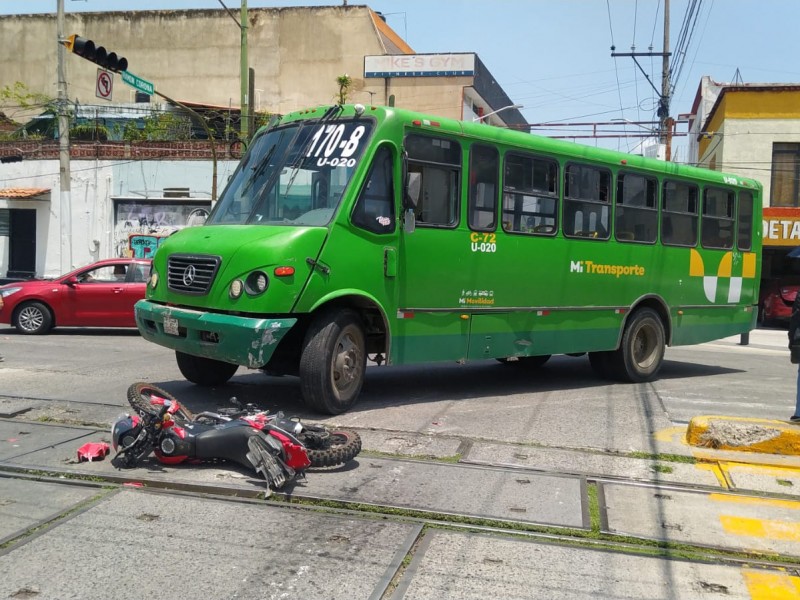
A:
[300,427,362,468]
[126,382,195,422]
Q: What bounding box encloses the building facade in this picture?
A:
[0,5,526,279]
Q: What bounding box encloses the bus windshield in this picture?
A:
[208,118,374,226]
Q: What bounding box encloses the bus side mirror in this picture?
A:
[403,208,416,233]
[400,149,417,233]
[406,172,421,209]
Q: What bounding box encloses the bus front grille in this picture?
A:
[167,254,221,295]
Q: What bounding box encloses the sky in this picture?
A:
[2,0,799,162]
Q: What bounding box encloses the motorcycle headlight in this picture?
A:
[0,286,22,298]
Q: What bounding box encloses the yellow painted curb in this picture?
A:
[687,415,800,456]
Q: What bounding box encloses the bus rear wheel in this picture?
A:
[175,351,239,386]
[300,309,366,415]
[608,308,665,382]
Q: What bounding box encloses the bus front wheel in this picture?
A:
[300,309,366,415]
[608,308,665,382]
[175,351,239,386]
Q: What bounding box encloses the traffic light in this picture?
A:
[63,34,128,73]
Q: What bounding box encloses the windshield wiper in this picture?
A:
[281,105,343,201]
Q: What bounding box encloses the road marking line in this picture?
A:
[710,493,800,510]
[743,570,800,599]
[695,463,730,489]
[720,515,800,541]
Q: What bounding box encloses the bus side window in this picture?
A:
[702,187,735,249]
[563,164,610,239]
[351,145,395,234]
[404,133,461,227]
[468,144,499,231]
[662,180,698,247]
[738,191,753,251]
[616,171,657,243]
[501,152,558,235]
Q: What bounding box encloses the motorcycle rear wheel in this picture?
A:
[126,382,195,422]
[300,427,362,468]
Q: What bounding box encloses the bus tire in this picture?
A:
[175,351,239,386]
[496,355,551,369]
[300,309,366,415]
[608,308,665,382]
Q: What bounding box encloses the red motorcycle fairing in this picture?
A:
[153,418,287,474]
[153,450,190,465]
[269,430,311,470]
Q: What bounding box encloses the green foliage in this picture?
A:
[123,110,192,141]
[70,122,110,141]
[336,74,352,105]
[253,110,272,131]
[0,81,56,115]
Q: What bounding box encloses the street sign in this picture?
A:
[95,68,113,101]
[121,70,154,96]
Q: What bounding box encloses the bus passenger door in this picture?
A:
[395,133,471,364]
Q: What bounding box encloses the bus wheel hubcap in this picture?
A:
[332,332,361,392]
[633,323,658,369]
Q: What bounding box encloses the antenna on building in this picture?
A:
[732,68,744,85]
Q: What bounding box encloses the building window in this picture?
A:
[770,143,800,207]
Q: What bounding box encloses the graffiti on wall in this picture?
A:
[113,201,211,258]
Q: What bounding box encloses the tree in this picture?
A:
[336,74,352,105]
[0,82,56,119]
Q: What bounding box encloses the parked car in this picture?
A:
[0,258,151,334]
[759,277,800,326]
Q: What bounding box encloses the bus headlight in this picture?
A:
[148,271,159,289]
[229,278,244,299]
[245,271,269,296]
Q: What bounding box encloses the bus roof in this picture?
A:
[279,104,762,192]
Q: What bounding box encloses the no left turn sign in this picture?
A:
[96,68,113,101]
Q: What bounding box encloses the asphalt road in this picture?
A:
[1,325,799,599]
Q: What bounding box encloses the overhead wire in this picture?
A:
[607,0,627,151]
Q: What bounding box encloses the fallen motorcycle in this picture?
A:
[112,382,361,492]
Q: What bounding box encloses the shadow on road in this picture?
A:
[144,354,744,419]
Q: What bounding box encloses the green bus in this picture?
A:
[134,103,762,414]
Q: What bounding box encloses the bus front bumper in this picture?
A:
[134,300,297,368]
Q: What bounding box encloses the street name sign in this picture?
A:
[121,70,154,96]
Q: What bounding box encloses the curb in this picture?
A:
[687,415,800,456]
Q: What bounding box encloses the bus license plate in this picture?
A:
[163,316,180,336]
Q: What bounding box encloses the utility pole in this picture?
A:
[218,0,249,142]
[659,0,671,150]
[240,0,248,142]
[56,0,72,272]
[611,0,671,159]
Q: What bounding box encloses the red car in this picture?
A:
[759,278,800,326]
[0,258,151,334]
